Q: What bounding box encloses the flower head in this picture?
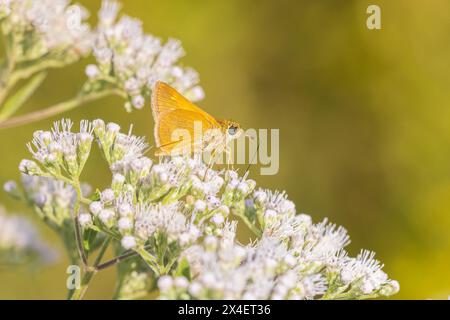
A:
[0,206,57,265]
[25,119,93,178]
[0,0,92,64]
[84,0,204,111]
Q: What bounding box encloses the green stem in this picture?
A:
[0,71,47,121]
[0,89,117,129]
[72,181,88,268]
[10,59,67,83]
[0,53,15,105]
[97,249,138,271]
[69,238,111,300]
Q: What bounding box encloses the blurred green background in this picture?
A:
[1,0,450,299]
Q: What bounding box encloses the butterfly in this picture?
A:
[151,81,242,159]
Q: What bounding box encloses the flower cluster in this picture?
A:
[0,0,92,66]
[71,119,253,275]
[0,206,56,265]
[0,0,203,130]
[4,174,92,264]
[23,119,93,179]
[158,220,399,300]
[5,175,91,229]
[11,119,399,299]
[83,0,204,111]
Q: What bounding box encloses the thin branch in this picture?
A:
[68,238,110,300]
[96,249,138,271]
[0,89,117,129]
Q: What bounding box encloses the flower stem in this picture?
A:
[0,89,117,129]
[71,178,91,269]
[233,210,262,237]
[96,249,138,271]
[69,238,111,300]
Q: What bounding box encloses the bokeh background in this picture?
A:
[1,0,450,299]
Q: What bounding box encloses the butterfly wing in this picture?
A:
[151,81,220,156]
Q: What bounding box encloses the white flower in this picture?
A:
[131,95,145,109]
[118,217,133,232]
[211,213,225,225]
[85,64,100,79]
[188,282,202,296]
[0,206,57,264]
[3,180,17,193]
[194,200,206,212]
[99,209,116,225]
[174,277,189,289]
[98,0,121,27]
[26,120,93,178]
[134,203,189,242]
[86,0,204,111]
[118,202,133,217]
[14,175,86,228]
[121,235,137,250]
[89,201,103,216]
[100,188,115,204]
[340,250,387,293]
[157,275,173,291]
[79,213,93,228]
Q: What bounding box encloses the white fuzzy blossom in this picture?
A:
[16,119,399,299]
[0,206,56,265]
[84,0,204,111]
[24,119,93,179]
[159,233,329,300]
[4,173,91,265]
[5,175,91,227]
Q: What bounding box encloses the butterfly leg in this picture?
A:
[203,148,217,181]
[226,143,234,171]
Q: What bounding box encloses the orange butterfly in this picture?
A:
[151,81,242,157]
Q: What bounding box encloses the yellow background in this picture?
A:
[0,0,449,299]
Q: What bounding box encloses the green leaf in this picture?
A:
[89,189,102,202]
[0,71,47,121]
[83,228,98,253]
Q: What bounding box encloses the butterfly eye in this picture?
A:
[228,126,238,136]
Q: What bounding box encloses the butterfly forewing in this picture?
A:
[151,81,220,155]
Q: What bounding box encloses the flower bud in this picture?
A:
[100,188,115,204]
[92,119,106,138]
[85,64,100,79]
[79,213,93,228]
[158,276,174,292]
[174,277,189,289]
[19,160,41,175]
[211,213,224,225]
[118,203,133,217]
[121,235,137,250]
[112,173,125,192]
[99,209,115,225]
[118,217,133,233]
[194,200,206,212]
[89,201,103,216]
